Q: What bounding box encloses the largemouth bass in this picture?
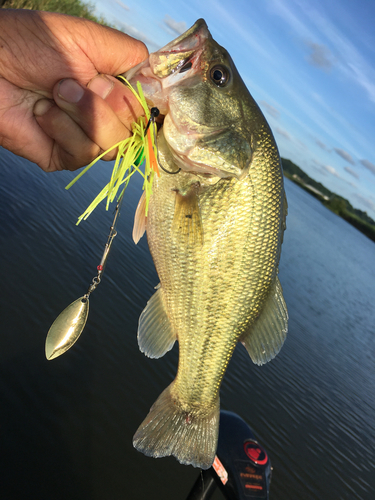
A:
[126,19,288,470]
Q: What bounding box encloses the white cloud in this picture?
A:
[163,15,187,35]
[319,164,357,188]
[352,193,375,212]
[306,41,334,70]
[334,148,355,165]
[344,166,359,179]
[275,127,291,140]
[269,0,312,40]
[360,159,375,175]
[323,165,340,177]
[316,138,330,151]
[309,92,371,160]
[208,0,285,64]
[114,0,129,11]
[114,20,156,47]
[270,0,375,103]
[260,101,280,119]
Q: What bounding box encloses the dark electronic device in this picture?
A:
[186,411,272,500]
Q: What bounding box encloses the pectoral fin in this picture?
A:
[138,287,177,358]
[240,277,288,366]
[172,184,203,246]
[133,191,147,244]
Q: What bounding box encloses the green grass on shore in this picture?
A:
[0,0,108,24]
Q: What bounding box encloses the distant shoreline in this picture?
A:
[282,158,375,243]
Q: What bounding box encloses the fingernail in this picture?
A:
[58,79,85,103]
[34,99,54,116]
[88,75,114,99]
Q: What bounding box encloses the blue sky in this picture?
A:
[94,0,375,220]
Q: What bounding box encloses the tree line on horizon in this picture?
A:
[282,158,375,243]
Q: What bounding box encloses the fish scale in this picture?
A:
[148,162,276,399]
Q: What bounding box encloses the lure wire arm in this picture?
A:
[84,192,125,299]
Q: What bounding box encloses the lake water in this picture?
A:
[0,146,374,500]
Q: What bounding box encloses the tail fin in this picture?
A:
[133,383,219,469]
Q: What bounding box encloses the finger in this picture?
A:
[88,74,144,127]
[53,77,144,155]
[34,76,145,170]
[34,98,102,171]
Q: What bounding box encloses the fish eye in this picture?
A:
[210,65,230,87]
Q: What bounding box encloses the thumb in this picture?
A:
[88,74,143,123]
[53,75,144,132]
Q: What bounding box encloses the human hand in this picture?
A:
[0,9,148,171]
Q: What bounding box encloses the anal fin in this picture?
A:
[138,287,177,358]
[240,277,288,366]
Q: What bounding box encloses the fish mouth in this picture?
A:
[123,19,236,179]
[123,19,210,116]
[125,19,209,81]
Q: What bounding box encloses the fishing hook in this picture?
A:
[157,151,181,175]
[146,107,181,175]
